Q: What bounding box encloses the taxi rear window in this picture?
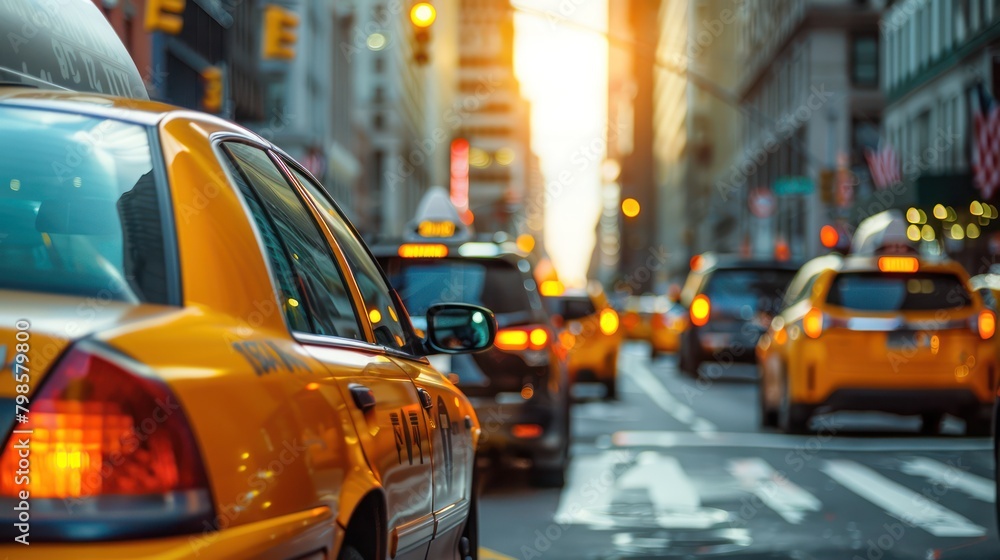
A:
[381,257,533,316]
[0,106,171,304]
[826,272,972,311]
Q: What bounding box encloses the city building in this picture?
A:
[454,0,540,240]
[731,0,883,261]
[881,0,1000,270]
[91,0,153,91]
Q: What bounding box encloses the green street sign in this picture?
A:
[774,176,814,196]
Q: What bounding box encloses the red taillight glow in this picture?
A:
[803,308,824,339]
[512,424,543,439]
[878,256,919,273]
[0,347,209,500]
[690,295,710,327]
[495,326,549,351]
[979,310,996,340]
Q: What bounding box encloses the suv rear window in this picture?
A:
[381,257,533,316]
[0,106,170,303]
[702,268,796,313]
[826,272,972,311]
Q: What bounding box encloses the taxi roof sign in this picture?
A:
[404,186,473,243]
[0,0,148,99]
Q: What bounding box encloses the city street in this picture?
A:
[480,343,1000,560]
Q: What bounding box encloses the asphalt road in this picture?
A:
[479,342,999,560]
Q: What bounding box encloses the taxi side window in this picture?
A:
[223,143,364,341]
[285,165,414,353]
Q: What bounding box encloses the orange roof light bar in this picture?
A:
[398,243,449,258]
[877,256,919,273]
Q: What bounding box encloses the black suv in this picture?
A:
[678,255,800,377]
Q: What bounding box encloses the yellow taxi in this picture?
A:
[757,248,996,435]
[0,87,494,559]
[546,284,623,398]
[620,294,686,356]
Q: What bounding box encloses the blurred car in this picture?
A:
[970,273,1000,310]
[547,286,623,398]
[374,189,572,488]
[0,88,493,560]
[678,254,800,376]
[621,294,686,355]
[757,253,996,435]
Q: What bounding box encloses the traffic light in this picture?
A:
[201,66,223,113]
[410,2,436,65]
[262,4,299,60]
[146,0,185,34]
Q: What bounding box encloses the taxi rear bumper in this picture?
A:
[0,506,339,560]
[820,388,990,417]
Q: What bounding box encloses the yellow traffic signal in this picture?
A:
[263,4,299,60]
[146,0,185,34]
[201,66,222,113]
[410,3,437,27]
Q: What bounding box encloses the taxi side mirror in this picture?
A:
[424,303,497,355]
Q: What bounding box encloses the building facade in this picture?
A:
[731,0,882,261]
[881,0,1000,270]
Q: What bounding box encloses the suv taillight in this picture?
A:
[690,295,710,326]
[495,325,550,352]
[0,343,213,540]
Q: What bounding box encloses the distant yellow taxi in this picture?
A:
[547,286,623,398]
[0,88,493,560]
[757,253,996,435]
[620,294,686,356]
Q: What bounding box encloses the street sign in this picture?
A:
[748,187,776,219]
[774,176,814,196]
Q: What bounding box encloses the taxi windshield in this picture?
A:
[383,258,533,316]
[826,272,973,311]
[0,105,170,304]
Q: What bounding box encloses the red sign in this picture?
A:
[450,138,470,212]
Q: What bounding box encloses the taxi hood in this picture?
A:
[0,0,148,99]
[0,290,179,398]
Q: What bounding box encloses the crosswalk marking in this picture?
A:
[553,450,627,527]
[900,457,996,503]
[727,458,821,524]
[619,452,727,529]
[624,352,718,435]
[821,459,987,537]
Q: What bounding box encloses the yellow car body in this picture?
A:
[0,89,485,559]
[620,295,685,354]
[757,254,996,434]
[549,290,623,397]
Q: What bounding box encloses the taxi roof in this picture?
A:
[0,87,268,143]
[832,254,967,275]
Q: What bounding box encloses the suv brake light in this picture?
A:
[495,326,549,351]
[978,310,996,340]
[0,343,213,540]
[690,295,710,326]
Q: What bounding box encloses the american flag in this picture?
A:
[864,143,900,190]
[973,82,1000,199]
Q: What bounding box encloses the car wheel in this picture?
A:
[529,464,566,488]
[778,374,810,434]
[920,413,943,435]
[338,545,365,560]
[759,383,777,428]
[680,343,701,377]
[603,377,618,400]
[966,417,991,437]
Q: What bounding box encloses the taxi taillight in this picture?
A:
[0,345,213,537]
[599,309,619,336]
[803,308,825,339]
[495,326,549,351]
[979,310,996,340]
[690,295,710,327]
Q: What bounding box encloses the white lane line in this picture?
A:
[900,457,996,503]
[618,452,728,529]
[624,351,718,435]
[611,430,992,452]
[821,460,987,537]
[553,450,628,526]
[727,458,821,524]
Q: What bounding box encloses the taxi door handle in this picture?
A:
[417,388,433,411]
[349,384,376,412]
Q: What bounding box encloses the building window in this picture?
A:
[852,35,878,87]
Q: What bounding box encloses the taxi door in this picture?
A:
[220,142,434,560]
[281,161,476,554]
